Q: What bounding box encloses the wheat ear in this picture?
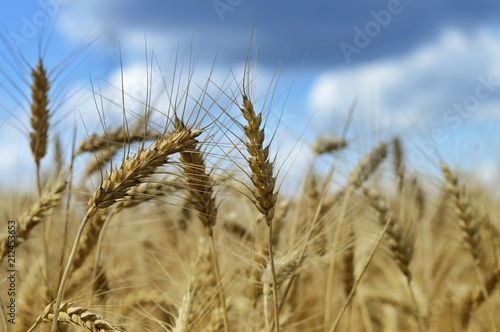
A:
[362,187,425,331]
[312,136,348,155]
[240,94,280,331]
[77,120,161,155]
[0,179,66,263]
[441,163,499,327]
[176,119,229,332]
[441,163,482,265]
[460,265,500,327]
[393,137,404,191]
[28,302,120,332]
[30,59,50,194]
[262,251,300,332]
[52,126,202,332]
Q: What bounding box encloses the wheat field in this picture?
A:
[0,29,499,332]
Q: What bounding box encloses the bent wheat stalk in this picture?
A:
[52,126,202,332]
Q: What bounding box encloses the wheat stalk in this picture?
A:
[325,141,389,327]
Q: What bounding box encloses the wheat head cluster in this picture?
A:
[0,36,499,332]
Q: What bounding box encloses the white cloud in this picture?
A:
[308,26,500,132]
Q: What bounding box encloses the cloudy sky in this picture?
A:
[1,0,499,190]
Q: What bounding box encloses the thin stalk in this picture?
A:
[269,224,280,332]
[472,264,497,332]
[264,290,271,332]
[330,215,391,332]
[57,126,77,288]
[91,210,116,306]
[325,189,353,329]
[209,235,230,332]
[36,166,42,196]
[407,279,426,332]
[51,216,90,332]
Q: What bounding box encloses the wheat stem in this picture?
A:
[209,235,230,332]
[52,215,90,332]
[330,214,391,332]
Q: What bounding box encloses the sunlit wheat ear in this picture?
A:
[85,145,122,177]
[82,119,161,177]
[176,120,217,235]
[0,178,66,263]
[54,134,63,177]
[195,238,217,297]
[409,177,426,220]
[77,119,161,155]
[460,264,500,327]
[312,135,348,155]
[173,258,202,332]
[203,306,225,332]
[261,251,300,331]
[115,178,183,212]
[53,126,203,331]
[363,187,413,281]
[28,302,121,332]
[93,265,110,303]
[86,127,202,218]
[240,95,278,225]
[348,142,389,191]
[30,59,50,169]
[246,241,268,305]
[240,93,281,330]
[176,119,230,332]
[307,177,330,256]
[441,163,482,266]
[393,137,404,191]
[262,252,300,297]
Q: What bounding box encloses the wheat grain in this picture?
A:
[29,302,120,332]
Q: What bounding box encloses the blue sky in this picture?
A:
[1,0,500,191]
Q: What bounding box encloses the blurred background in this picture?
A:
[1,0,499,192]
